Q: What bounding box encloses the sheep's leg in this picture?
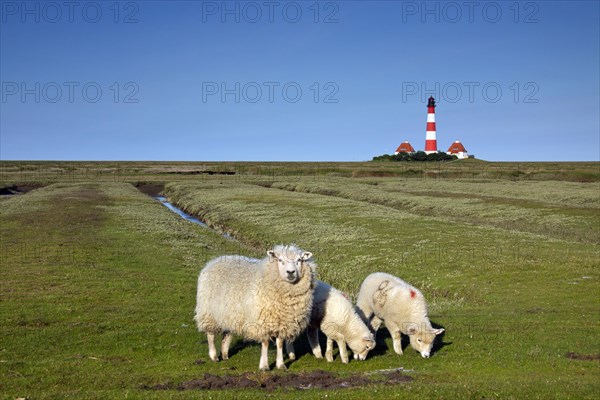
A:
[337,339,349,364]
[386,322,403,355]
[325,337,334,362]
[392,330,403,355]
[370,316,383,333]
[221,332,232,360]
[206,333,219,362]
[275,337,287,369]
[286,340,296,361]
[259,340,270,370]
[307,327,323,358]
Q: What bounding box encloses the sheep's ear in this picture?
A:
[433,328,445,336]
[267,250,277,261]
[301,252,312,261]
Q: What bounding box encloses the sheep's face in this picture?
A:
[267,247,313,283]
[408,327,444,358]
[350,334,376,361]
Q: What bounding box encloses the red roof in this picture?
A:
[447,141,467,153]
[395,141,415,153]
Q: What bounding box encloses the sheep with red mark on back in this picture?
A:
[356,272,444,359]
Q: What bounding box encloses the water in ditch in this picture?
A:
[154,196,234,240]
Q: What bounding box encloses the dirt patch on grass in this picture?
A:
[566,352,600,361]
[0,184,43,195]
[145,369,412,391]
[135,183,165,196]
[7,184,110,236]
[55,186,109,229]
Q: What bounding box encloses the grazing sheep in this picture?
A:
[194,244,316,370]
[286,280,375,363]
[356,272,444,358]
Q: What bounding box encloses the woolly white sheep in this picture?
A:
[286,280,375,363]
[194,244,315,370]
[356,272,444,359]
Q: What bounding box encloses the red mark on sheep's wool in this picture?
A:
[410,290,416,299]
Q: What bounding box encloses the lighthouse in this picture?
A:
[425,96,437,154]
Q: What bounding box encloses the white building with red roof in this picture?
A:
[394,141,415,155]
[447,140,468,159]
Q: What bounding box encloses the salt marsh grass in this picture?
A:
[1,162,598,398]
[256,178,599,244]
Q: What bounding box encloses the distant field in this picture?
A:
[1,159,599,184]
[1,161,598,399]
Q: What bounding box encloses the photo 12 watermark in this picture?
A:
[304,240,539,274]
[0,164,127,183]
[0,241,128,268]
[401,81,539,104]
[200,1,340,23]
[1,1,140,23]
[400,1,539,23]
[1,81,140,103]
[201,81,339,103]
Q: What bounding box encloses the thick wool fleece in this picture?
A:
[356,272,431,332]
[311,280,373,351]
[194,255,315,343]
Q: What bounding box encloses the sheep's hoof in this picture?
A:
[222,354,229,360]
[393,343,404,355]
[288,353,296,361]
[209,356,219,362]
[259,365,270,371]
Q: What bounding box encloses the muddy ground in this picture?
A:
[566,352,600,361]
[0,184,42,195]
[135,183,165,197]
[145,368,412,391]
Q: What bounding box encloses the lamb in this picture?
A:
[285,280,375,363]
[356,272,444,359]
[194,244,316,370]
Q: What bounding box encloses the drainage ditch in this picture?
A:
[135,183,234,241]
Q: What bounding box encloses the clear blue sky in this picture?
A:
[1,0,598,161]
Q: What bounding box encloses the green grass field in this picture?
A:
[1,161,599,399]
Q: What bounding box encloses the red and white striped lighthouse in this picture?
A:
[425,96,437,154]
